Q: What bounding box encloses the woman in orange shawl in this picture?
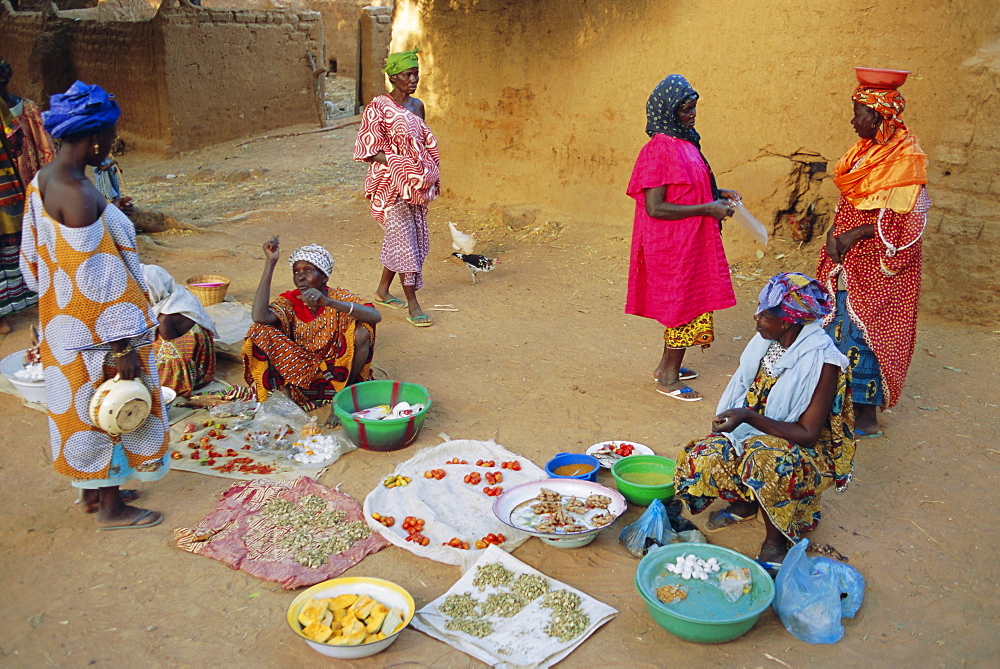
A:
[816,80,929,437]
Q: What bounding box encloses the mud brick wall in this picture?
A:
[358,4,391,108]
[389,0,1000,324]
[306,0,390,77]
[0,0,324,153]
[156,2,324,151]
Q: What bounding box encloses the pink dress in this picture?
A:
[625,134,736,328]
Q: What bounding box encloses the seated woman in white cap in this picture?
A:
[243,237,381,425]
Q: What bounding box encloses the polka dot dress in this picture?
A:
[20,180,168,483]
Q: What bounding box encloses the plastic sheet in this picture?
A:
[772,538,865,644]
[730,202,769,245]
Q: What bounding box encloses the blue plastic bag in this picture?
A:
[619,499,676,557]
[772,538,865,644]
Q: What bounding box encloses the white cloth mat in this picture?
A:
[411,545,618,668]
[363,439,546,569]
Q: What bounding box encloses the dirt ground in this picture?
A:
[0,118,998,667]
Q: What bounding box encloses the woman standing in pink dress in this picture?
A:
[626,75,738,402]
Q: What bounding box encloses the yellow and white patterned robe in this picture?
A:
[20,178,168,484]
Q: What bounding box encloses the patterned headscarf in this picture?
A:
[42,80,121,140]
[0,59,12,86]
[645,74,701,146]
[853,86,907,144]
[385,48,420,76]
[756,272,832,324]
[289,243,334,278]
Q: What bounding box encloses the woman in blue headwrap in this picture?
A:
[20,81,168,530]
[673,273,856,567]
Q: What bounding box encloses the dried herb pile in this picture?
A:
[262,495,372,568]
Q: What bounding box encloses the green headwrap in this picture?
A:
[384,48,420,76]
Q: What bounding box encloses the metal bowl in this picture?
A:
[492,479,627,548]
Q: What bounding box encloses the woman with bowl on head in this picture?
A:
[354,48,440,328]
[816,71,929,438]
[142,264,218,397]
[674,273,856,567]
[19,81,168,530]
[242,238,380,426]
[626,74,738,402]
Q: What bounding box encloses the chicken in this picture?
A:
[448,222,478,255]
[452,253,499,284]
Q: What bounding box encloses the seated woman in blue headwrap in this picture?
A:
[673,273,856,567]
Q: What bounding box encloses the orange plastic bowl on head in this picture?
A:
[854,67,910,89]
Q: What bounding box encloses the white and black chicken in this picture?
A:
[452,253,499,284]
[448,222,478,255]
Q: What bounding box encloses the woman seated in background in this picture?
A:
[674,273,856,568]
[242,238,380,425]
[142,264,218,397]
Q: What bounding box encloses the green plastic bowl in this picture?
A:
[611,455,676,505]
[332,380,431,451]
[635,543,775,644]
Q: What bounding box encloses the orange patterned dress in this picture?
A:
[20,180,169,486]
[242,289,376,408]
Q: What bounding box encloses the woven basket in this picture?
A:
[185,274,230,306]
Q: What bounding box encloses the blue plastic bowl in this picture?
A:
[545,452,600,482]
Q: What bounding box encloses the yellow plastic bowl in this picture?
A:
[285,576,415,659]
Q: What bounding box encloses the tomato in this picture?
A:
[496,533,505,543]
[511,461,521,471]
[475,539,488,549]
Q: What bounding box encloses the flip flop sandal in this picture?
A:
[856,430,884,439]
[77,488,141,513]
[704,508,759,533]
[656,385,703,402]
[754,558,782,577]
[651,367,699,382]
[406,315,434,328]
[98,509,164,531]
[373,296,408,310]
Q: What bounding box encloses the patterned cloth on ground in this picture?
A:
[675,352,855,540]
[20,179,168,482]
[153,323,216,397]
[353,94,440,226]
[626,133,735,328]
[173,476,389,589]
[242,288,375,406]
[816,191,929,408]
[663,311,714,349]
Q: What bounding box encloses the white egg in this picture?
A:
[698,572,709,580]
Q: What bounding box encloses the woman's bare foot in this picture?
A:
[757,534,790,564]
[78,488,140,513]
[0,317,10,335]
[854,402,880,435]
[325,405,341,428]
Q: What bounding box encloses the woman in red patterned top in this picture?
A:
[816,76,929,437]
[354,48,440,328]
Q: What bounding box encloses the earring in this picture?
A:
[93,143,100,156]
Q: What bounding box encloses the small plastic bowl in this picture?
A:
[286,576,414,659]
[611,455,676,505]
[0,349,46,405]
[853,67,910,89]
[545,452,600,482]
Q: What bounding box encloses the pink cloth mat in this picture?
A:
[174,476,389,589]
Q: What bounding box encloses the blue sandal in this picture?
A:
[704,508,758,532]
[656,385,703,402]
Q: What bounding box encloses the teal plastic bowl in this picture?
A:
[635,543,775,644]
[332,380,431,451]
[611,455,676,505]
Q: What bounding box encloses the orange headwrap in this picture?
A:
[852,86,906,144]
[833,86,927,209]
